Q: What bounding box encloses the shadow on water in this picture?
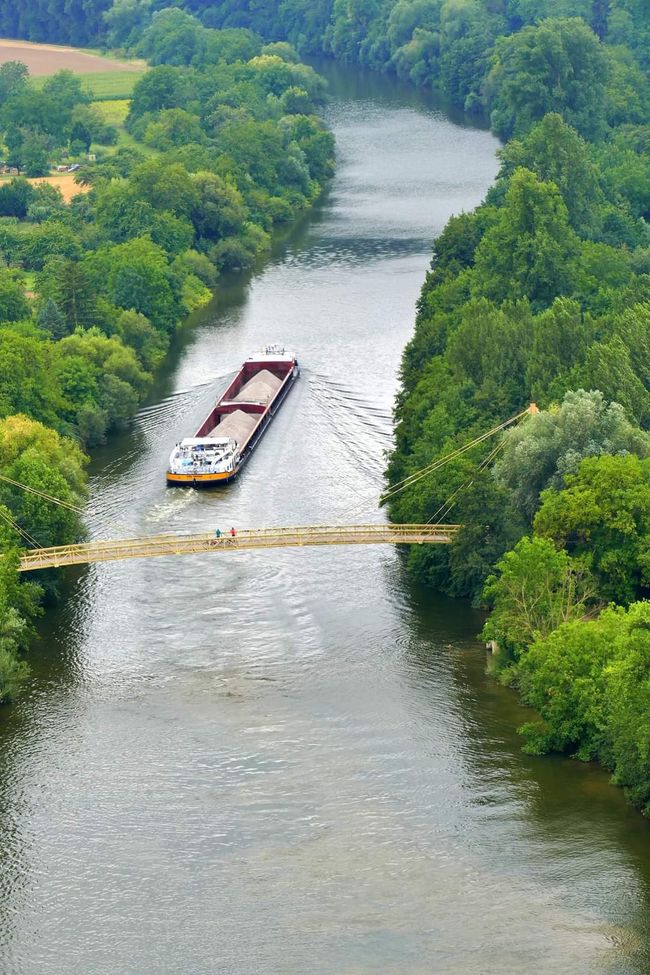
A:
[310,55,492,129]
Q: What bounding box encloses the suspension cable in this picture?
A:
[0,506,42,549]
[426,437,507,526]
[380,405,535,508]
[0,472,85,515]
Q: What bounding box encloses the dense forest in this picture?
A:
[1,0,647,125]
[1,1,650,813]
[0,23,333,701]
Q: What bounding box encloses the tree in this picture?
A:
[488,18,609,140]
[84,237,180,332]
[514,609,617,758]
[497,114,604,236]
[69,120,92,153]
[128,65,196,120]
[280,114,335,184]
[605,602,650,813]
[40,70,90,113]
[37,298,69,340]
[104,0,154,49]
[26,181,65,223]
[21,133,49,177]
[524,299,593,399]
[534,454,650,604]
[446,298,532,414]
[19,223,82,271]
[0,268,30,323]
[202,27,262,64]
[0,413,87,549]
[482,536,596,658]
[471,168,581,307]
[559,334,650,428]
[137,8,206,65]
[38,258,98,331]
[190,171,245,240]
[0,61,28,102]
[326,0,386,61]
[0,541,37,703]
[116,309,167,371]
[0,178,34,218]
[493,389,650,521]
[127,159,200,217]
[142,108,206,150]
[0,332,61,428]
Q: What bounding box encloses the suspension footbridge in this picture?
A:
[17,524,460,572]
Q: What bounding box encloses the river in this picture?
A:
[1,63,650,975]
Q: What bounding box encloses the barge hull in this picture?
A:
[166,349,299,487]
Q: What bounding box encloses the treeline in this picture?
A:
[0,0,112,46]
[104,1,650,124]
[3,0,648,128]
[0,26,333,701]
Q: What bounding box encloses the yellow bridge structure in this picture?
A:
[17,524,460,573]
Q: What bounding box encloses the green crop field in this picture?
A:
[33,69,144,100]
[91,98,131,125]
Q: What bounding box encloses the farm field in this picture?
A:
[0,37,145,76]
[0,171,90,202]
[28,172,90,202]
[33,69,144,99]
[91,99,130,126]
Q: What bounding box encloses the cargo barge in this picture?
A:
[166,346,299,486]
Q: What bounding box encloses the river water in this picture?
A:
[1,64,650,975]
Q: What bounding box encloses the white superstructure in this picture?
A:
[167,437,239,477]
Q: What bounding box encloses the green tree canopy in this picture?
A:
[534,454,650,603]
[494,389,650,521]
[472,168,581,307]
[497,113,604,236]
[85,237,181,332]
[482,535,596,658]
[488,18,609,140]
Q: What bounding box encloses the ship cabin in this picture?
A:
[169,436,237,475]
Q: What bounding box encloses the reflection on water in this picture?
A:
[0,62,649,975]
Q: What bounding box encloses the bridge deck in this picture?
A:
[18,524,460,572]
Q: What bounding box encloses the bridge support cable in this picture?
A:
[0,471,140,545]
[0,505,43,550]
[425,436,508,526]
[0,472,85,516]
[379,406,535,509]
[339,414,524,527]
